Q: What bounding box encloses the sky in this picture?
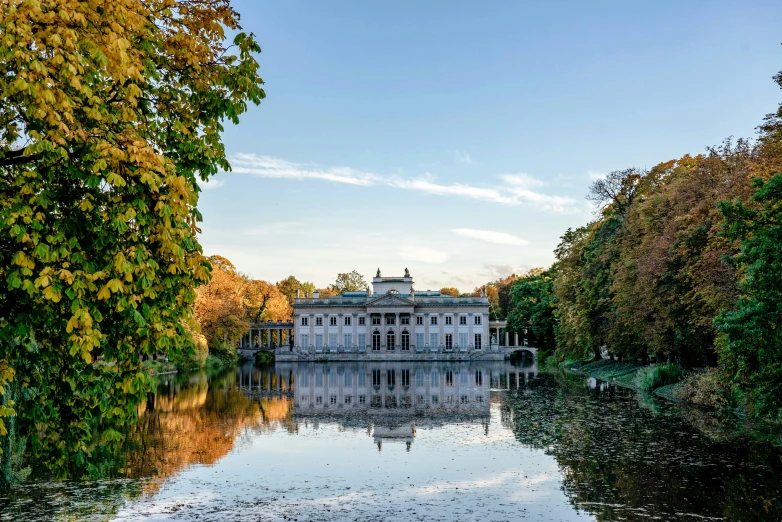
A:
[198,0,782,291]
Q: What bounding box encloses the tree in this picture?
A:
[505,269,557,352]
[276,275,302,306]
[329,270,368,294]
[0,0,264,480]
[439,287,461,297]
[716,175,782,418]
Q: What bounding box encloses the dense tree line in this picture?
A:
[504,68,782,419]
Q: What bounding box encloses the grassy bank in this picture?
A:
[143,354,237,376]
[560,358,686,400]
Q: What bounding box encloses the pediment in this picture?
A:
[367,293,414,307]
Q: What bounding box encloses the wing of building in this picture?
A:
[284,269,502,361]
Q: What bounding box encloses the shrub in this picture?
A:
[673,368,730,409]
[209,339,239,363]
[635,363,686,393]
[255,351,275,365]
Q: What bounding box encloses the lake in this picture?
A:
[1,358,781,521]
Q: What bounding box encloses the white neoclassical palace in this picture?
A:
[282,269,502,361]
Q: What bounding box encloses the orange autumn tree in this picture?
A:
[0,0,264,481]
[194,256,291,355]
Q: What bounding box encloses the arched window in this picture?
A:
[401,330,410,351]
[386,330,395,350]
[372,331,381,351]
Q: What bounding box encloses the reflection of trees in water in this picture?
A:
[500,374,782,521]
[123,370,293,496]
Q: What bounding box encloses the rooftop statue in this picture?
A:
[376,268,381,277]
[404,267,410,277]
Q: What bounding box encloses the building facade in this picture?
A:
[284,269,496,361]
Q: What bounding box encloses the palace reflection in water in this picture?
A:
[234,359,538,451]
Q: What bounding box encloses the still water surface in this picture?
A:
[1,359,781,521]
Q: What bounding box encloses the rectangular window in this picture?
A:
[459,333,468,347]
[372,316,381,325]
[371,396,382,408]
[386,315,395,325]
[387,369,396,386]
[359,316,366,325]
[445,333,453,349]
[475,370,483,386]
[358,333,366,348]
[401,369,410,387]
[345,395,352,405]
[329,333,337,347]
[316,371,323,386]
[358,371,366,386]
[330,395,337,405]
[474,333,482,349]
[430,316,438,325]
[301,316,309,326]
[316,317,323,326]
[344,316,351,326]
[474,315,482,325]
[416,333,424,348]
[446,370,453,386]
[430,333,438,348]
[459,316,467,325]
[359,395,366,405]
[431,371,440,386]
[401,316,409,325]
[315,334,323,349]
[417,395,425,405]
[301,334,309,347]
[416,316,423,325]
[445,316,452,325]
[416,371,424,387]
[460,371,468,385]
[316,396,322,405]
[431,394,439,404]
[345,371,352,386]
[461,395,468,404]
[344,334,352,348]
[330,316,337,326]
[302,372,310,386]
[372,369,381,386]
[329,372,337,386]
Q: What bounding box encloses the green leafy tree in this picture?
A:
[0,0,264,480]
[505,268,557,351]
[329,270,368,294]
[716,175,782,418]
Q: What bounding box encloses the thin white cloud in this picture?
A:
[397,247,448,264]
[452,228,529,246]
[230,153,576,212]
[588,170,607,181]
[455,150,473,164]
[200,178,225,190]
[500,173,545,188]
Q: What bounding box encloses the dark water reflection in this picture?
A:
[1,360,781,521]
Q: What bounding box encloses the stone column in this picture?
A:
[515,332,519,347]
[438,313,444,350]
[338,313,344,350]
[381,312,387,351]
[309,315,314,351]
[352,313,358,349]
[505,330,510,347]
[468,313,474,349]
[324,314,330,350]
[424,313,430,350]
[395,312,400,349]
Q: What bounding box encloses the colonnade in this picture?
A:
[239,322,294,349]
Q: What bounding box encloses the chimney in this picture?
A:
[313,291,320,298]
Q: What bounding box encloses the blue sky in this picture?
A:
[198,0,782,291]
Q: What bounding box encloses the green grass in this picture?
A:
[635,363,686,393]
[254,351,275,365]
[142,359,178,375]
